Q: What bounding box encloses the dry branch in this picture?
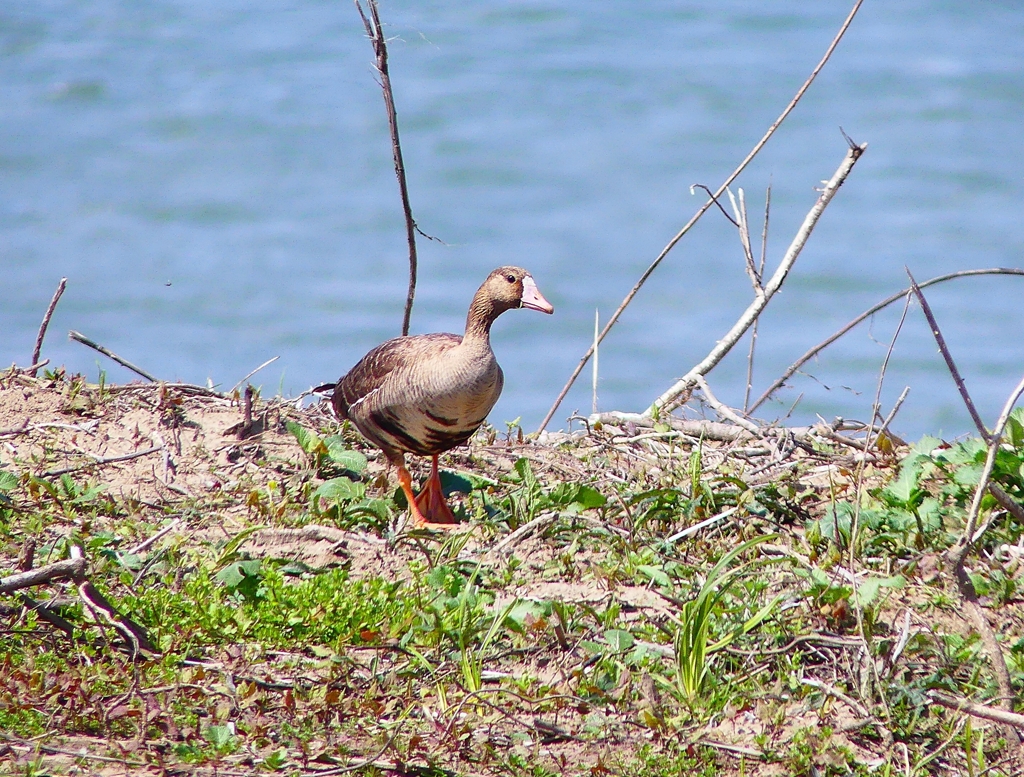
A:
[944,373,1024,753]
[930,691,1024,731]
[0,557,86,595]
[30,277,66,377]
[68,330,156,382]
[648,142,867,418]
[355,0,419,337]
[42,444,163,478]
[907,269,990,439]
[538,0,865,433]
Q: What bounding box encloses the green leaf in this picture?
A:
[604,629,635,651]
[286,421,325,456]
[855,575,905,607]
[548,483,607,509]
[439,470,474,496]
[1007,408,1024,449]
[314,477,365,503]
[324,437,367,473]
[506,599,552,625]
[0,470,17,491]
[204,724,236,749]
[637,564,671,587]
[215,560,264,593]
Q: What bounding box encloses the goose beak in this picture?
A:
[520,275,554,314]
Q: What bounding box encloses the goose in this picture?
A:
[333,266,553,527]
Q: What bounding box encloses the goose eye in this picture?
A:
[505,274,516,283]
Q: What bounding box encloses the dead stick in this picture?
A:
[537,0,865,433]
[930,691,1024,731]
[30,278,67,377]
[749,267,1024,413]
[0,557,86,594]
[907,269,990,440]
[20,595,77,638]
[43,445,163,478]
[68,330,156,382]
[355,0,418,337]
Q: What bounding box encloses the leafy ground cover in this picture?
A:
[1,369,1023,776]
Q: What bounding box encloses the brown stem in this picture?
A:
[906,268,990,440]
[355,0,418,337]
[68,330,156,382]
[30,277,67,377]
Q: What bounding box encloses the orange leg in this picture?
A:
[397,458,459,529]
[414,454,459,525]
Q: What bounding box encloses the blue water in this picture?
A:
[3,1,1024,439]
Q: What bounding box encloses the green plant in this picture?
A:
[670,535,783,707]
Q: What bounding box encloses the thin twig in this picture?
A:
[743,185,771,413]
[355,0,418,337]
[750,268,1024,413]
[30,278,67,377]
[68,330,156,382]
[907,269,990,440]
[537,0,864,433]
[694,375,759,433]
[42,445,163,478]
[229,356,279,395]
[650,142,866,416]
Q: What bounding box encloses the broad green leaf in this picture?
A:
[506,599,552,625]
[0,470,17,491]
[604,629,635,651]
[204,724,236,749]
[215,559,262,590]
[439,470,474,495]
[855,575,905,607]
[637,564,671,587]
[286,421,325,456]
[314,477,365,503]
[324,437,367,473]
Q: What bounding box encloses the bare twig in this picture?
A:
[229,356,279,395]
[743,185,771,412]
[0,557,86,595]
[42,445,163,478]
[537,0,864,433]
[30,278,67,377]
[749,268,1024,413]
[355,0,419,337]
[907,269,990,440]
[649,142,866,417]
[929,691,1024,731]
[68,330,156,382]
[694,375,759,433]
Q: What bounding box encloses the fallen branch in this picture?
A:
[930,691,1024,731]
[647,141,867,418]
[68,330,156,382]
[0,557,86,595]
[945,371,1024,753]
[30,277,67,377]
[537,0,865,432]
[42,444,163,478]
